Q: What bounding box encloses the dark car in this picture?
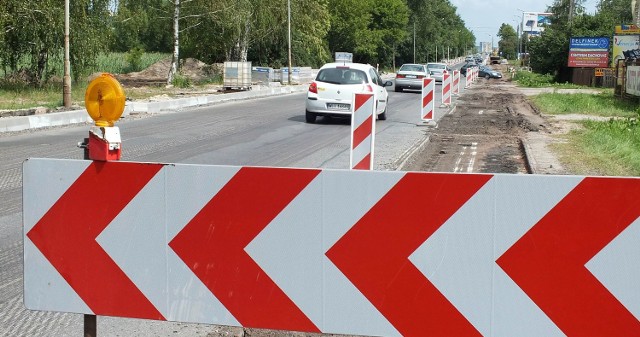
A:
[478,66,502,79]
[460,62,476,76]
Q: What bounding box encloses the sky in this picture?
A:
[450,0,599,47]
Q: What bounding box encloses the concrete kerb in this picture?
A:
[0,85,308,133]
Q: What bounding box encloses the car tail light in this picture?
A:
[417,75,425,79]
[308,81,318,94]
[396,74,405,79]
[365,84,373,92]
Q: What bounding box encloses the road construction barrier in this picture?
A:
[421,77,435,121]
[453,70,460,95]
[350,93,375,170]
[442,73,452,106]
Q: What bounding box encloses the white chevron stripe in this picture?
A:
[97,163,241,325]
[247,170,403,336]
[587,216,640,321]
[23,159,91,314]
[410,174,580,336]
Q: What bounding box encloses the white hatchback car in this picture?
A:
[305,63,392,123]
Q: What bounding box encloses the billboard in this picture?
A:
[568,37,610,68]
[522,12,552,36]
[612,35,640,66]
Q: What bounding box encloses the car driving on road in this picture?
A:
[394,63,429,92]
[305,63,392,123]
[426,62,450,82]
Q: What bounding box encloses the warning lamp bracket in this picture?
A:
[87,126,122,161]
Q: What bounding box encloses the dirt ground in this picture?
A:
[403,64,562,175]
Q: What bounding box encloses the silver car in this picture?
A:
[426,63,451,82]
[394,63,429,92]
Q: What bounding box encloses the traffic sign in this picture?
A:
[24,159,640,336]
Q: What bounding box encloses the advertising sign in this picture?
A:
[570,37,610,50]
[568,51,610,67]
[615,25,640,35]
[612,35,640,66]
[522,12,552,36]
[568,37,610,68]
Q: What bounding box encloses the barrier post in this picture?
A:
[421,77,435,122]
[441,73,452,106]
[350,93,376,170]
[453,70,460,96]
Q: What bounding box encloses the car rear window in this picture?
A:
[399,64,424,72]
[316,68,368,85]
[427,64,446,70]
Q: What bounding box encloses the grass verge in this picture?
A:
[532,90,640,176]
[532,92,637,118]
[551,118,640,176]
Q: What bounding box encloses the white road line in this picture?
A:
[479,110,484,115]
[466,143,478,172]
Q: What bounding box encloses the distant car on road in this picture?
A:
[305,62,392,123]
[426,62,451,82]
[478,66,503,79]
[394,63,429,92]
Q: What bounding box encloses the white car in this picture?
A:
[426,62,451,82]
[394,63,429,92]
[305,63,392,123]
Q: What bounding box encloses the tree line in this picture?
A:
[0,0,474,87]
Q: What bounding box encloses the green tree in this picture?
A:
[70,0,113,82]
[497,23,518,59]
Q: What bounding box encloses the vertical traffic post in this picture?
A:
[452,70,460,96]
[441,73,452,106]
[421,77,435,122]
[465,69,472,88]
[350,93,376,170]
[77,73,126,337]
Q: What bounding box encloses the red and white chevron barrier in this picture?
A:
[421,77,435,121]
[350,93,375,170]
[442,73,451,106]
[25,159,640,337]
[452,70,460,95]
[465,69,472,88]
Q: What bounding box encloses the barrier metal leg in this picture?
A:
[84,314,96,337]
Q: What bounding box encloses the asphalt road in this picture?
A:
[0,78,464,336]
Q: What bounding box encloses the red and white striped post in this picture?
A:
[452,70,460,95]
[350,93,376,170]
[442,73,452,106]
[465,69,472,88]
[421,77,435,121]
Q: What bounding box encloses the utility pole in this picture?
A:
[634,0,640,25]
[287,0,292,85]
[63,0,71,108]
[413,21,416,63]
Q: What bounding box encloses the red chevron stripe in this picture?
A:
[27,161,165,320]
[498,177,640,336]
[169,167,321,332]
[327,172,492,336]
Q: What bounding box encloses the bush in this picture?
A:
[172,74,192,88]
[513,71,554,87]
[125,47,145,72]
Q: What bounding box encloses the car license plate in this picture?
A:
[406,75,416,79]
[327,103,350,111]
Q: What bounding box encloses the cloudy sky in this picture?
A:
[450,0,600,47]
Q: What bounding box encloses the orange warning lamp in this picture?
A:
[84,73,125,127]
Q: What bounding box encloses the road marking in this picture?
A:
[454,142,478,173]
[479,110,484,115]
